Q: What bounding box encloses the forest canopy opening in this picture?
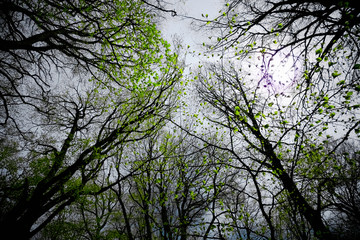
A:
[0,0,359,239]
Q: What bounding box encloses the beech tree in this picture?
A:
[193,57,359,240]
[1,0,360,239]
[185,0,360,239]
[108,131,235,239]
[0,0,182,238]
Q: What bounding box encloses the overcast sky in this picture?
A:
[158,1,302,98]
[159,0,223,64]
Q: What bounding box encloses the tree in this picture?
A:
[2,0,360,239]
[192,57,360,238]
[206,0,360,76]
[201,0,360,117]
[321,141,360,239]
[109,130,235,240]
[181,0,360,239]
[0,0,176,125]
[0,0,182,238]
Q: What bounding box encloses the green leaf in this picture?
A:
[353,64,360,69]
[337,80,345,85]
[332,71,341,78]
[344,91,353,100]
[315,48,323,54]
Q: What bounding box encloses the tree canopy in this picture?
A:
[0,0,182,238]
[0,0,359,239]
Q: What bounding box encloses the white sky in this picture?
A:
[157,0,303,115]
[159,0,223,64]
[158,1,303,94]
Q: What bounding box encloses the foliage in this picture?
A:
[0,0,182,238]
[1,0,360,239]
[187,0,360,239]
